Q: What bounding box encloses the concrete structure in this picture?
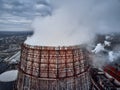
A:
[16,43,90,90]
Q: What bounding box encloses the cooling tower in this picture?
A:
[16,43,90,90]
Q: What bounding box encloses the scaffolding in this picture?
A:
[16,44,90,90]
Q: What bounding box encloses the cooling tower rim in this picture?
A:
[23,43,84,50]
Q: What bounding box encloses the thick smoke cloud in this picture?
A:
[25,0,120,46]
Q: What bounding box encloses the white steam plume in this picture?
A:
[108,51,120,62]
[92,43,105,54]
[25,0,120,46]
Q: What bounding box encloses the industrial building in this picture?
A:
[90,65,120,90]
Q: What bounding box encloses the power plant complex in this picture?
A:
[0,0,120,90]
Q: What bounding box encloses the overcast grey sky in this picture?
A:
[0,0,51,31]
[0,0,120,32]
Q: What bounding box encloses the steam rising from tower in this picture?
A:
[25,0,120,46]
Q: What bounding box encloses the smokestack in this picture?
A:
[16,43,90,90]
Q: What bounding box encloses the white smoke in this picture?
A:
[108,51,115,62]
[25,0,120,46]
[92,43,105,54]
[91,54,108,68]
[91,34,120,68]
[108,51,120,62]
[104,41,111,46]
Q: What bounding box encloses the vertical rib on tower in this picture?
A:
[16,44,90,90]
